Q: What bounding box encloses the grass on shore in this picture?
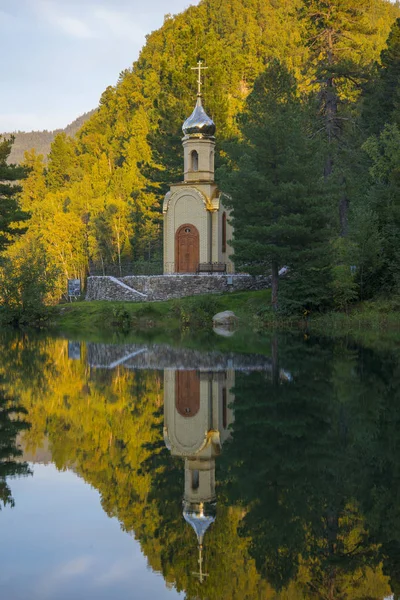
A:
[47,292,400,351]
[308,299,400,349]
[51,290,272,335]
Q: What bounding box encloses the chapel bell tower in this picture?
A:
[163,61,234,274]
[182,61,216,183]
[163,367,235,583]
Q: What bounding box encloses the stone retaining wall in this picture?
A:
[87,342,273,371]
[85,273,271,302]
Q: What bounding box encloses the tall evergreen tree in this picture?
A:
[220,61,330,312]
[0,137,28,253]
[362,123,400,293]
[300,0,386,235]
[362,18,400,136]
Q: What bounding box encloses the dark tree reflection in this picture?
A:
[219,335,400,598]
[0,379,31,509]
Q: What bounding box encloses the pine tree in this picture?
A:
[220,61,330,312]
[362,123,400,293]
[299,0,387,235]
[362,18,400,135]
[0,137,28,253]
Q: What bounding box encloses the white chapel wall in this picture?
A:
[164,191,210,273]
[163,370,210,457]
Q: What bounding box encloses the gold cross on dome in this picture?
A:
[191,60,208,96]
[192,545,209,584]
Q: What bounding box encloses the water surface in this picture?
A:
[1,332,400,599]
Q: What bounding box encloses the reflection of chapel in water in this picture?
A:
[163,368,235,582]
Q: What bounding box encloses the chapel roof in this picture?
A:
[182,96,216,138]
[183,501,216,545]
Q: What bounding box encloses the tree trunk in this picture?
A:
[271,260,279,310]
[324,154,333,179]
[325,30,349,235]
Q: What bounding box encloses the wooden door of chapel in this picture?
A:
[175,224,199,273]
[175,370,200,417]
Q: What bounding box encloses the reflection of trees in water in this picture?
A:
[219,335,399,598]
[0,332,57,398]
[2,333,400,597]
[357,347,400,598]
[0,381,31,509]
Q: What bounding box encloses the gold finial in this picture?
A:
[192,545,209,584]
[191,60,208,97]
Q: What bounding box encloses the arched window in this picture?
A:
[222,212,227,254]
[191,150,199,172]
[192,470,200,490]
[210,150,214,172]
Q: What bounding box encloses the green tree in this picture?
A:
[362,18,400,136]
[0,137,28,253]
[220,61,330,312]
[362,123,400,293]
[0,236,60,325]
[19,149,47,214]
[46,132,78,191]
[299,0,394,234]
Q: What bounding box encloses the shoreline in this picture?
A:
[51,292,400,337]
[2,292,400,349]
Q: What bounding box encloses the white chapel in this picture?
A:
[163,62,234,274]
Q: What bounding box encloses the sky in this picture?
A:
[0,0,199,133]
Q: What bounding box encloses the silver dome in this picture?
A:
[182,97,216,138]
[183,501,216,545]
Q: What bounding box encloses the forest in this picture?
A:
[1,0,400,319]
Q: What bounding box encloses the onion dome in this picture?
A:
[183,501,216,545]
[182,96,216,138]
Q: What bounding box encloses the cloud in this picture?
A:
[52,14,96,39]
[35,0,96,39]
[93,7,146,40]
[33,1,150,40]
[94,558,138,586]
[35,556,95,599]
[0,8,19,28]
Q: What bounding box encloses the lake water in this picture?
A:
[1,331,400,599]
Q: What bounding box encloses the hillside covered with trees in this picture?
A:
[2,110,95,164]
[1,0,400,318]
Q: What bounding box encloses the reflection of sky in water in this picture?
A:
[0,464,183,600]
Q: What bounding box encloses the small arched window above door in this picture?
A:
[191,150,199,172]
